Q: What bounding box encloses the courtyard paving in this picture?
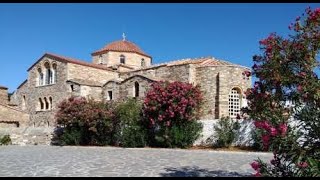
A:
[0,145,272,177]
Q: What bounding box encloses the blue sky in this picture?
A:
[0,3,319,92]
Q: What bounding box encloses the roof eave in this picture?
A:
[27,53,116,72]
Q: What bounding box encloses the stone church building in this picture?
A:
[0,37,251,129]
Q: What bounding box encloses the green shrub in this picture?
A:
[0,135,12,145]
[213,116,240,148]
[114,98,147,147]
[154,120,202,148]
[60,125,83,145]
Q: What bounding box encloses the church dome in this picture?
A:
[92,40,151,58]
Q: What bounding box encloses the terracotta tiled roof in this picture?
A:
[124,56,249,73]
[121,75,162,84]
[92,40,151,58]
[27,53,115,72]
[103,75,164,87]
[67,79,103,87]
[0,85,8,90]
[198,57,251,69]
[199,59,233,66]
[156,56,250,68]
[166,57,212,66]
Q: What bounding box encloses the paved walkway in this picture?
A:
[0,145,272,177]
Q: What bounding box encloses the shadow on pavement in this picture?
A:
[159,166,252,177]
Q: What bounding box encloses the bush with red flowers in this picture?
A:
[55,96,115,146]
[243,7,320,177]
[143,81,203,148]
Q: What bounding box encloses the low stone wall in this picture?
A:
[0,126,54,145]
[0,104,30,125]
[194,119,254,147]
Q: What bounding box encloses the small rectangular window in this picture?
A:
[108,91,113,100]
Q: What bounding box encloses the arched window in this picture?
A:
[39,98,44,110]
[48,69,53,84]
[52,63,57,84]
[44,62,51,85]
[141,58,145,67]
[22,95,26,110]
[120,55,126,64]
[49,97,53,110]
[38,68,44,86]
[228,88,241,118]
[134,81,139,97]
[44,97,49,110]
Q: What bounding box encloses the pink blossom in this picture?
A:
[298,72,307,77]
[254,172,262,177]
[254,121,263,128]
[250,161,261,171]
[261,135,270,150]
[254,82,260,89]
[297,162,308,168]
[269,127,278,136]
[150,118,155,125]
[261,121,271,130]
[278,123,287,136]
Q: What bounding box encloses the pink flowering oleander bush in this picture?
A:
[242,7,320,177]
[143,81,203,148]
[55,96,116,146]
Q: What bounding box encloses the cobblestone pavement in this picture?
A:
[0,145,272,177]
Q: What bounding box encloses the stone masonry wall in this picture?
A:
[195,67,219,119]
[103,81,120,101]
[0,104,29,125]
[118,76,154,100]
[67,63,119,84]
[17,57,70,127]
[120,68,157,80]
[80,85,103,101]
[12,80,28,111]
[0,88,9,105]
[155,65,190,82]
[217,66,251,118]
[195,66,251,119]
[120,64,191,83]
[92,51,151,69]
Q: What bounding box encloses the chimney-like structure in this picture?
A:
[0,85,9,105]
